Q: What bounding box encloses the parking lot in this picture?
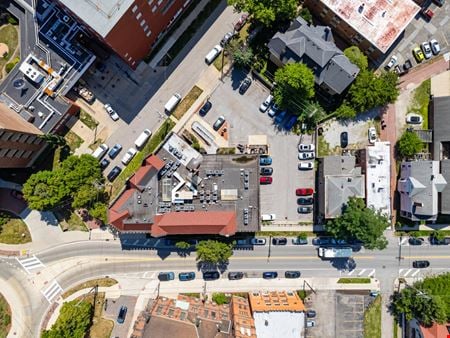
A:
[201,69,315,223]
[104,295,137,338]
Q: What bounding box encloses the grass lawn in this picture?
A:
[63,278,118,299]
[337,278,371,284]
[83,293,114,338]
[213,51,230,71]
[54,209,88,232]
[364,296,381,338]
[79,110,99,130]
[0,212,31,244]
[0,24,18,77]
[0,293,11,338]
[317,134,331,157]
[409,79,430,129]
[64,131,84,153]
[172,85,203,120]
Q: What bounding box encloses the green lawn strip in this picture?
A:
[64,131,84,153]
[0,293,11,338]
[317,134,331,157]
[83,293,114,338]
[395,230,450,237]
[79,110,99,130]
[62,278,118,299]
[0,24,18,74]
[172,85,203,120]
[409,79,430,129]
[110,118,176,198]
[337,278,371,284]
[213,51,230,71]
[364,296,381,338]
[0,213,31,244]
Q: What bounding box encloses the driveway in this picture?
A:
[104,295,137,338]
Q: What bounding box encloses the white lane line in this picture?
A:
[368,269,375,277]
[403,269,413,277]
[358,269,367,276]
[411,269,421,277]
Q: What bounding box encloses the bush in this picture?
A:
[212,293,230,305]
[5,57,20,73]
[7,16,18,25]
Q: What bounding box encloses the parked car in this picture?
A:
[234,13,248,31]
[298,162,314,170]
[199,101,212,116]
[403,59,413,72]
[259,95,273,112]
[340,131,348,148]
[421,8,434,21]
[104,103,119,121]
[413,46,425,62]
[430,39,441,55]
[421,41,432,59]
[274,110,287,124]
[117,306,128,324]
[100,158,110,170]
[297,197,314,205]
[298,152,315,160]
[107,166,122,182]
[384,55,398,70]
[292,237,308,245]
[260,156,272,166]
[260,176,273,184]
[296,188,314,196]
[213,115,226,131]
[158,272,175,281]
[202,271,220,280]
[260,167,273,176]
[239,78,252,94]
[406,114,423,124]
[429,236,450,245]
[298,144,315,152]
[306,310,316,318]
[262,271,278,279]
[298,206,313,214]
[433,0,445,6]
[92,143,109,160]
[284,115,298,130]
[205,45,222,64]
[285,271,301,279]
[135,129,152,148]
[108,143,122,159]
[408,237,424,246]
[312,237,333,246]
[368,127,377,144]
[412,260,430,268]
[272,237,287,245]
[268,104,279,118]
[251,238,266,245]
[220,31,234,46]
[121,148,137,165]
[228,272,244,280]
[306,320,315,328]
[178,272,196,281]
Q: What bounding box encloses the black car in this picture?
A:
[239,78,252,94]
[158,272,175,281]
[272,237,287,245]
[284,271,301,278]
[340,132,348,148]
[220,32,234,46]
[203,271,220,280]
[408,237,424,246]
[433,0,445,6]
[100,158,110,170]
[429,236,450,245]
[412,260,430,268]
[297,197,314,205]
[228,272,244,280]
[306,310,316,318]
[262,271,278,279]
[199,101,212,116]
[260,167,273,176]
[117,306,128,324]
[108,143,122,159]
[213,116,226,131]
[107,166,122,182]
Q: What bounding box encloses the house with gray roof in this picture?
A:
[267,17,359,96]
[398,161,447,221]
[318,155,365,219]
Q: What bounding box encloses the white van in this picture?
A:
[205,45,222,65]
[92,143,108,160]
[135,129,152,149]
[261,214,276,221]
[164,93,182,114]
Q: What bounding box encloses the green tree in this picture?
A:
[72,184,98,209]
[175,241,191,250]
[212,293,230,305]
[23,170,68,210]
[88,202,108,224]
[232,46,254,68]
[42,300,92,338]
[228,0,297,26]
[343,46,368,70]
[39,134,66,148]
[335,102,357,119]
[297,232,307,240]
[397,130,423,158]
[196,240,233,264]
[431,230,445,241]
[60,155,102,192]
[274,63,315,111]
[326,197,389,250]
[299,7,313,24]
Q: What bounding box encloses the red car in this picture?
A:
[234,14,249,32]
[296,188,314,196]
[260,177,273,184]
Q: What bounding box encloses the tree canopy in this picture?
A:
[232,45,254,68]
[196,240,233,264]
[326,197,389,250]
[344,46,368,70]
[228,0,297,26]
[397,130,423,158]
[335,102,357,119]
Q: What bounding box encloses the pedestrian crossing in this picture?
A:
[399,268,424,278]
[41,280,63,303]
[345,268,375,277]
[15,255,45,274]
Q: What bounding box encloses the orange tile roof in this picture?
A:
[248,291,305,313]
[231,296,257,338]
[420,322,450,338]
[130,155,165,188]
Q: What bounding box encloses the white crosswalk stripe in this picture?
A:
[358,269,366,276]
[399,237,409,246]
[42,280,63,303]
[403,269,413,277]
[15,255,45,274]
[345,268,375,277]
[411,269,421,277]
[368,269,375,277]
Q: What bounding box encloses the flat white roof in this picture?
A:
[366,141,391,218]
[321,0,420,53]
[59,0,134,38]
[253,312,304,338]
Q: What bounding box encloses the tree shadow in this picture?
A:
[196,260,229,274]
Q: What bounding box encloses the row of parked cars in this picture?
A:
[157,270,303,281]
[259,95,299,130]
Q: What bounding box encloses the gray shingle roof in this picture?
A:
[431,96,450,160]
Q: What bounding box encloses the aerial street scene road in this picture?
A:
[1,0,450,337]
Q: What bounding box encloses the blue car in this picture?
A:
[108,143,123,159]
[284,115,298,130]
[262,271,278,279]
[158,272,175,281]
[179,272,196,281]
[274,110,287,124]
[117,306,127,324]
[259,156,272,166]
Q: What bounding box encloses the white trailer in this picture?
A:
[318,247,352,259]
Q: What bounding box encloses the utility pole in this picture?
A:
[267,235,272,262]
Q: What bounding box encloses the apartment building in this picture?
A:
[0,102,46,168]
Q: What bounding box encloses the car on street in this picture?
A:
[202,271,220,280]
[384,55,398,70]
[100,158,110,170]
[117,306,128,324]
[108,143,122,159]
[406,114,423,124]
[121,147,137,165]
[340,131,348,148]
[413,46,425,62]
[260,156,272,165]
[298,144,315,152]
[429,236,450,245]
[199,101,212,116]
[430,39,441,54]
[158,272,175,281]
[285,271,301,278]
[306,320,315,328]
[274,110,287,124]
[104,103,119,121]
[296,188,314,196]
[297,197,314,205]
[298,162,314,170]
[220,31,234,46]
[306,310,317,318]
[408,237,424,245]
[268,104,280,118]
[262,271,278,279]
[228,272,244,280]
[312,237,333,246]
[213,115,226,131]
[178,272,196,281]
[107,166,122,182]
[259,95,273,112]
[234,13,248,31]
[298,152,315,160]
[412,260,430,268]
[421,42,432,59]
[239,78,252,94]
[260,167,273,176]
[298,206,313,213]
[292,237,308,245]
[272,237,287,245]
[368,127,377,144]
[251,238,266,245]
[433,0,445,6]
[260,176,272,184]
[205,45,222,64]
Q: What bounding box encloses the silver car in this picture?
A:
[421,42,432,59]
[298,152,315,160]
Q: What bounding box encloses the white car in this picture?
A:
[298,152,315,160]
[298,144,315,152]
[121,147,137,165]
[250,238,266,245]
[368,127,377,144]
[298,161,314,170]
[268,103,279,118]
[421,42,432,59]
[205,45,222,64]
[430,39,441,55]
[259,95,273,112]
[104,103,119,121]
[385,55,398,70]
[406,114,423,124]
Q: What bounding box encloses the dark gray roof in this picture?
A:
[268,17,359,95]
[432,96,450,160]
[439,160,450,214]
